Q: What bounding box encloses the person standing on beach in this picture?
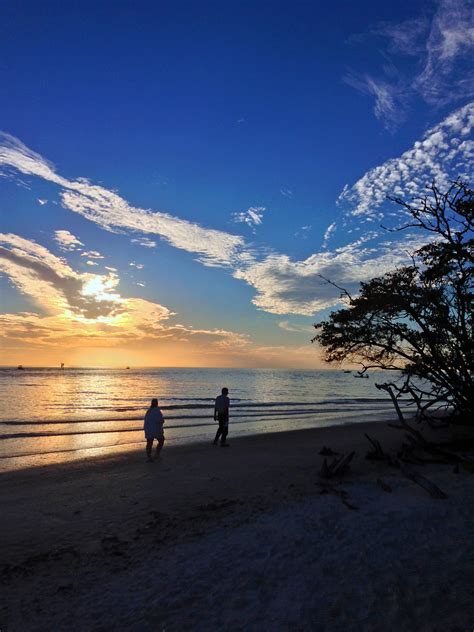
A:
[213,387,230,447]
[144,398,165,461]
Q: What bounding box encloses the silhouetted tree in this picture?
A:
[313,181,473,424]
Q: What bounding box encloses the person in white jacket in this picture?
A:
[144,398,165,461]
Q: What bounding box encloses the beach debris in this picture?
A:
[377,478,392,493]
[399,464,447,499]
[319,451,355,479]
[365,434,391,462]
[319,446,340,456]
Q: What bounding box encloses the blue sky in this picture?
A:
[0,0,472,367]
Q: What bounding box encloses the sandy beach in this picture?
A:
[1,419,473,631]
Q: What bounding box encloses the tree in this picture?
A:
[313,181,473,425]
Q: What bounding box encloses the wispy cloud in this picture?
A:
[37,198,47,206]
[54,230,84,252]
[344,74,405,131]
[278,321,311,333]
[131,237,156,248]
[322,222,336,248]
[0,132,246,268]
[413,0,474,105]
[280,187,294,198]
[129,262,144,270]
[81,250,104,259]
[372,17,429,56]
[346,0,474,126]
[232,207,266,232]
[294,225,312,239]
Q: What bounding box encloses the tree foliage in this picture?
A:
[313,181,473,422]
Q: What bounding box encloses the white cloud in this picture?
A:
[232,207,266,231]
[85,260,98,266]
[1,105,471,320]
[0,132,246,268]
[81,250,104,259]
[37,198,47,206]
[54,230,84,252]
[339,102,473,218]
[280,188,294,198]
[131,237,156,248]
[278,321,311,333]
[234,234,427,315]
[322,222,336,248]
[129,262,144,270]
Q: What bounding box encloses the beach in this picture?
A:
[2,419,473,631]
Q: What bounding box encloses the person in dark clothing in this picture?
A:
[213,387,230,447]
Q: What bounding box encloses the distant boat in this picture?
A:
[60,363,65,370]
[126,366,130,370]
[343,370,351,374]
[354,374,369,379]
[17,365,25,370]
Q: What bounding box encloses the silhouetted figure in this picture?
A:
[144,398,165,461]
[213,387,230,447]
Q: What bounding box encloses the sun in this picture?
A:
[82,274,121,303]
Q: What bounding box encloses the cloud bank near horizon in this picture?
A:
[0,232,250,351]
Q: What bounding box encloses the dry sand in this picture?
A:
[1,420,473,631]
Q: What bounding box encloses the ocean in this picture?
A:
[0,367,402,471]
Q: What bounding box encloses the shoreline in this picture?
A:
[2,418,473,631]
[0,407,401,473]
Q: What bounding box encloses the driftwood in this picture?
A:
[365,434,399,466]
[319,451,355,479]
[365,434,390,461]
[399,464,447,499]
[387,419,474,470]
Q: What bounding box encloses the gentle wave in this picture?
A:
[0,404,406,440]
[0,403,396,426]
[0,398,398,423]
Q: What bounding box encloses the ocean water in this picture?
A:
[0,367,402,471]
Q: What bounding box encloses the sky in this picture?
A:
[0,0,473,368]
